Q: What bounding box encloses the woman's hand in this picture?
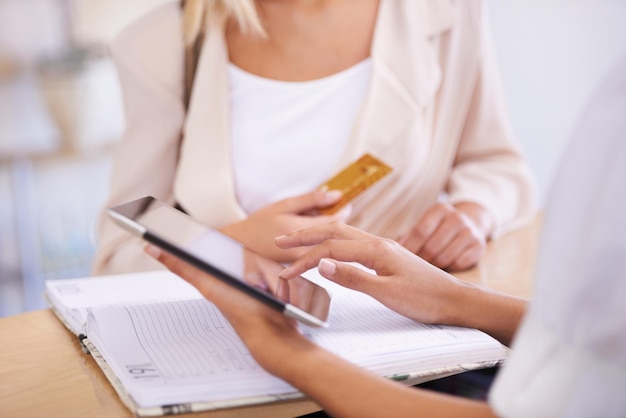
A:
[145,240,497,418]
[220,190,352,263]
[397,202,492,272]
[277,222,467,325]
[143,244,314,374]
[277,222,525,345]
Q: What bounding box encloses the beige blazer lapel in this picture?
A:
[174,23,247,227]
[346,0,457,158]
[174,0,456,227]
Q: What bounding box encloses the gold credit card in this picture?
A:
[318,153,392,215]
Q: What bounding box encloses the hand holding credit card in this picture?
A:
[318,153,392,215]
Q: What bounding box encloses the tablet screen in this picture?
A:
[108,197,331,327]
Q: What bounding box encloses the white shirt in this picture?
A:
[228,59,372,214]
[489,54,626,417]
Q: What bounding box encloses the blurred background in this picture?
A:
[1,0,625,318]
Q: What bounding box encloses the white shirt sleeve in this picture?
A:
[489,54,626,417]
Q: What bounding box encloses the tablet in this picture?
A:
[107,196,331,328]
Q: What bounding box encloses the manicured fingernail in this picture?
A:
[145,244,161,258]
[319,258,336,277]
[324,190,342,204]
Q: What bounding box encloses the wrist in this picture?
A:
[445,280,525,346]
[245,328,319,376]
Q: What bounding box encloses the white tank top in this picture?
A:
[228,59,372,214]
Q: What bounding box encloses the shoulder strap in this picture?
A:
[181,0,207,110]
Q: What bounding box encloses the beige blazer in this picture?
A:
[93,0,535,275]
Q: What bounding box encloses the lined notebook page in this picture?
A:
[45,270,203,334]
[85,277,507,408]
[86,299,295,407]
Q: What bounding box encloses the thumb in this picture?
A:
[307,204,353,225]
[144,244,211,292]
[279,190,343,214]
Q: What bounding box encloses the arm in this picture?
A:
[398,3,535,271]
[445,2,535,238]
[278,222,526,346]
[92,5,186,275]
[263,338,496,418]
[144,243,498,418]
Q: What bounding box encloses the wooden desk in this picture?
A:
[0,215,541,417]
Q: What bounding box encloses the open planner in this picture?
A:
[45,269,509,416]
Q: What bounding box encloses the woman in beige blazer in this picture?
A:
[93,0,535,275]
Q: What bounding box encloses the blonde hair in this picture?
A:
[182,0,264,46]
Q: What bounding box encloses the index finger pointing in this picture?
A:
[275,222,372,249]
